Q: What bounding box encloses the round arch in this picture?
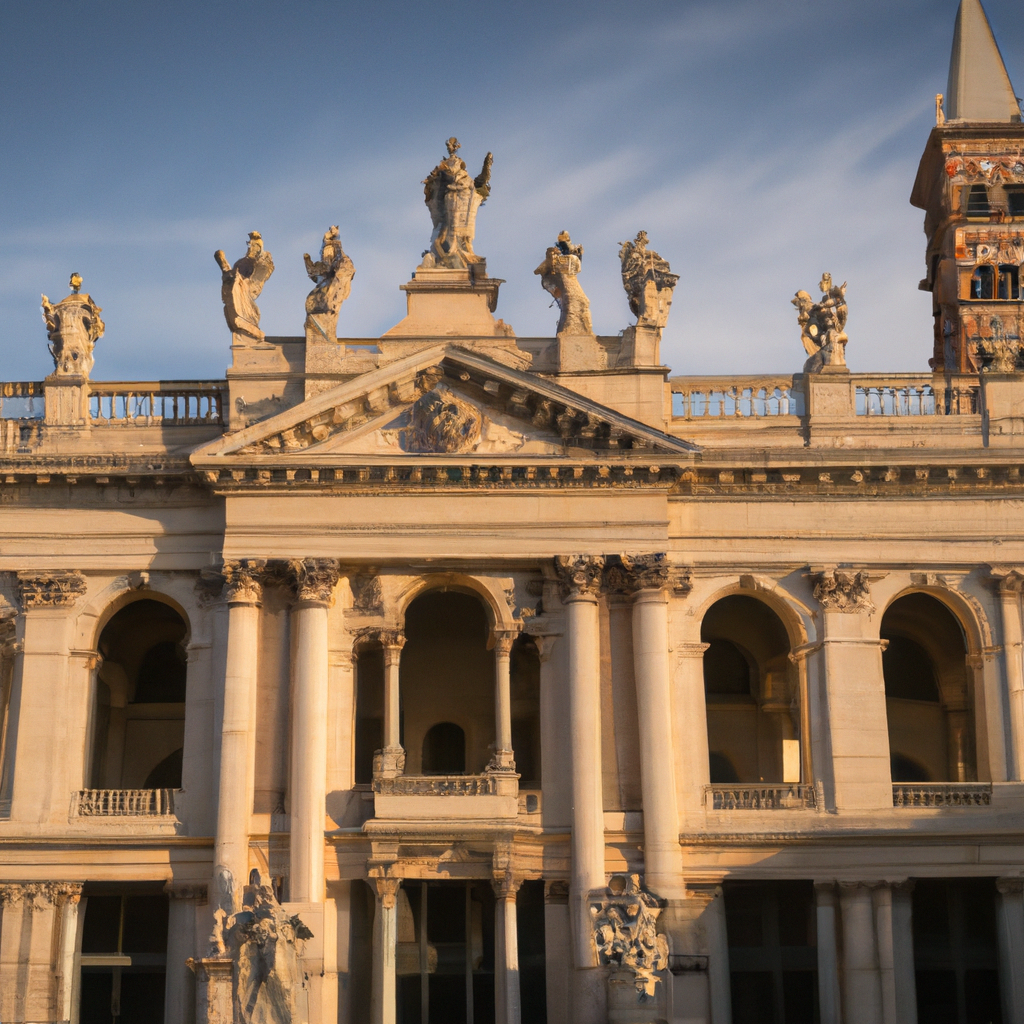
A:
[877,585,985,657]
[691,579,811,653]
[388,572,517,637]
[75,578,193,654]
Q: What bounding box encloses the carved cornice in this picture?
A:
[811,569,874,613]
[16,571,87,609]
[290,558,341,605]
[222,560,265,605]
[553,555,606,601]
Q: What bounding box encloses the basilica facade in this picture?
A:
[2,2,1024,1023]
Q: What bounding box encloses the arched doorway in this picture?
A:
[702,595,800,785]
[90,599,188,790]
[881,593,974,782]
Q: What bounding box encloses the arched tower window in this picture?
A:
[702,595,800,785]
[882,593,974,783]
[966,184,991,217]
[90,598,188,790]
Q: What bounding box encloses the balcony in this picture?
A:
[704,784,816,811]
[370,773,518,821]
[892,783,992,807]
[71,788,177,817]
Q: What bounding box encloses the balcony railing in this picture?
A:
[0,382,45,420]
[854,375,979,416]
[72,788,176,817]
[892,783,992,807]
[704,784,816,810]
[670,377,803,419]
[88,382,226,426]
[372,774,499,796]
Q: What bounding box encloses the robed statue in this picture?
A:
[420,137,492,269]
[215,232,275,343]
[793,273,849,372]
[303,225,355,340]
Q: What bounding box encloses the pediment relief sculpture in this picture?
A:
[41,274,104,379]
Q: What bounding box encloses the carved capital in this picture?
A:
[372,876,402,910]
[811,569,874,613]
[554,554,606,601]
[492,871,522,900]
[493,629,518,657]
[350,574,383,614]
[165,882,209,902]
[16,571,87,609]
[997,878,1024,896]
[545,879,570,905]
[290,558,341,605]
[379,629,406,652]
[990,566,1024,596]
[222,560,265,605]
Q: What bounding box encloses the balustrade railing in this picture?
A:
[372,774,499,796]
[72,788,176,816]
[892,783,992,807]
[670,377,803,419]
[855,375,979,416]
[704,784,816,810]
[0,382,44,421]
[88,382,226,426]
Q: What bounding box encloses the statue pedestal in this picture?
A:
[805,369,855,447]
[617,325,661,369]
[188,956,234,1024]
[981,372,1024,446]
[607,968,667,1024]
[43,373,89,427]
[558,332,607,372]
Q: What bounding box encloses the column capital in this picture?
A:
[378,628,406,651]
[492,872,523,900]
[164,881,209,902]
[493,629,518,657]
[605,553,672,595]
[370,875,402,909]
[221,560,266,605]
[836,880,876,895]
[677,641,710,659]
[289,557,341,605]
[997,877,1024,896]
[811,568,875,614]
[990,565,1024,595]
[553,554,605,602]
[16,570,87,610]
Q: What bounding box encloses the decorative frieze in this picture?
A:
[811,569,874,613]
[590,874,669,998]
[0,881,83,908]
[289,557,341,605]
[16,571,87,609]
[553,554,606,601]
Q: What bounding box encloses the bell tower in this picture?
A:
[911,0,1023,373]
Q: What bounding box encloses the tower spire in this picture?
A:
[946,0,1020,122]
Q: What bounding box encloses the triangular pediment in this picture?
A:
[191,345,697,467]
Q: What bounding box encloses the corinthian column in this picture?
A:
[993,569,1024,780]
[620,553,683,897]
[289,558,340,903]
[370,875,401,1024]
[376,630,406,779]
[553,554,606,1024]
[491,630,518,772]
[213,560,263,911]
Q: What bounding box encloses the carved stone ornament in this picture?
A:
[372,876,402,910]
[350,574,383,614]
[535,232,593,335]
[976,315,1022,373]
[205,870,312,1024]
[303,225,355,341]
[590,874,669,999]
[222,560,266,605]
[407,384,482,454]
[554,554,606,601]
[16,571,87,609]
[289,558,341,605]
[793,273,848,372]
[420,137,492,270]
[604,553,672,595]
[0,881,83,908]
[618,231,679,331]
[812,569,874,613]
[215,232,275,343]
[41,274,104,378]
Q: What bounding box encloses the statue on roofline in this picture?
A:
[41,272,104,378]
[535,231,593,335]
[618,230,679,332]
[793,273,849,372]
[215,232,275,343]
[303,225,355,341]
[420,137,493,270]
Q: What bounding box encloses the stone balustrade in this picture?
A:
[892,783,992,807]
[704,784,816,810]
[88,381,226,426]
[854,373,979,416]
[71,788,177,817]
[670,376,803,419]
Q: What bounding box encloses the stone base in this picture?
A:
[981,372,1024,446]
[188,956,234,1024]
[607,968,668,1024]
[43,373,88,426]
[558,332,608,372]
[617,325,662,368]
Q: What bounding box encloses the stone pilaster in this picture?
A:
[370,875,402,1024]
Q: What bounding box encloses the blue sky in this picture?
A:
[0,0,1021,381]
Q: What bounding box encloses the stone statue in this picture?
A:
[420,137,492,269]
[215,232,275,343]
[590,874,669,999]
[202,870,312,1024]
[41,273,104,378]
[535,232,593,335]
[303,226,355,341]
[618,231,679,331]
[793,273,849,372]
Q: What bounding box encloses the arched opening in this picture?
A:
[89,598,188,790]
[422,722,466,774]
[401,590,495,776]
[998,264,1020,300]
[702,595,800,785]
[882,593,974,782]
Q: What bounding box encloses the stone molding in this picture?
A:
[16,571,87,609]
[990,565,1024,594]
[164,882,209,902]
[289,557,341,605]
[553,554,606,601]
[811,569,874,613]
[604,553,671,595]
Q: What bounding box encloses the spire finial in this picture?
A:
[945,0,1020,122]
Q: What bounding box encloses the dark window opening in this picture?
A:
[709,752,741,784]
[143,747,182,789]
[891,752,933,783]
[998,265,1020,301]
[971,265,995,299]
[966,185,991,217]
[704,639,753,698]
[1006,187,1024,217]
[882,635,941,702]
[354,646,384,785]
[134,641,187,703]
[422,722,466,775]
[724,881,818,1024]
[912,879,1003,1024]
